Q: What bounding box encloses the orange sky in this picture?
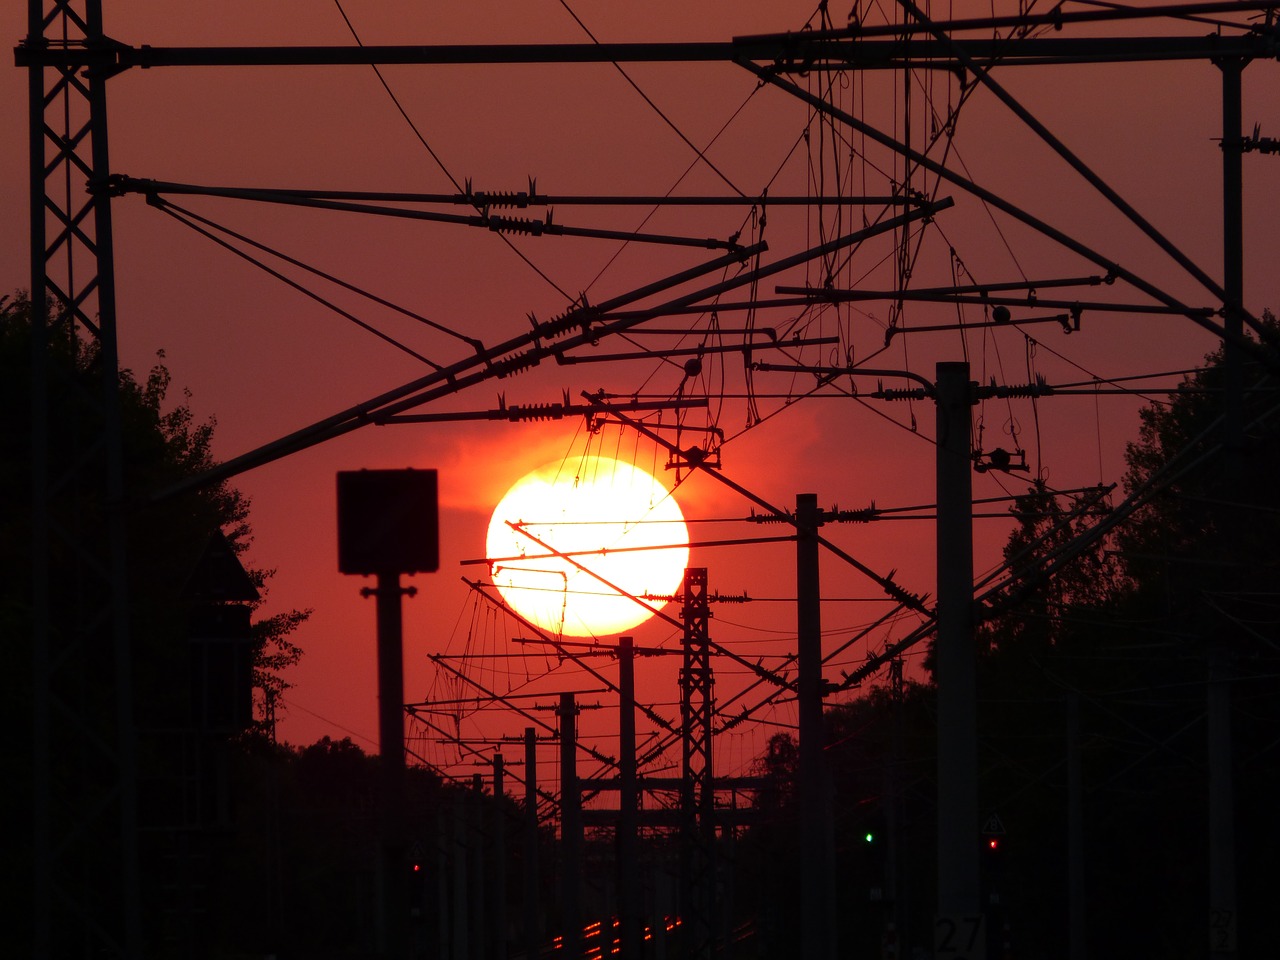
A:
[8,1,1280,788]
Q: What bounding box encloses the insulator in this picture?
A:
[833,509,877,523]
[472,190,531,208]
[506,403,565,422]
[881,387,928,401]
[747,510,794,524]
[990,381,1052,399]
[487,215,545,236]
[490,350,541,378]
[538,300,589,339]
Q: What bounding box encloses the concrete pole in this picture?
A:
[436,805,449,960]
[471,773,487,960]
[797,493,836,960]
[935,363,981,948]
[1210,55,1243,959]
[887,658,905,939]
[494,753,508,960]
[618,638,643,958]
[524,728,540,960]
[453,793,468,960]
[560,693,583,957]
[1067,690,1086,960]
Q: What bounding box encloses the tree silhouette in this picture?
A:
[972,314,1280,958]
[5,291,306,958]
[736,316,1280,959]
[3,291,305,729]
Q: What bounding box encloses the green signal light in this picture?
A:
[864,831,875,843]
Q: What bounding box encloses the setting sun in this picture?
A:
[485,456,690,637]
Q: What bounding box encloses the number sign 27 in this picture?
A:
[935,915,986,959]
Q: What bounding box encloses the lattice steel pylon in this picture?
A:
[679,567,715,960]
[24,1,142,957]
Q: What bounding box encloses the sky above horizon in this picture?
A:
[7,1,1280,792]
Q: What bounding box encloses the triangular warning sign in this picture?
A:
[981,813,1006,836]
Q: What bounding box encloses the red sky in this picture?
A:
[8,1,1280,788]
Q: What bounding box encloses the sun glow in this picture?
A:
[486,456,690,637]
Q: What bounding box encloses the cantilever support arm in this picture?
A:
[738,58,1279,370]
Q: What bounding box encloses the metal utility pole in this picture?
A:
[559,693,583,958]
[366,570,415,958]
[338,468,438,959]
[797,494,837,960]
[934,362,982,957]
[27,2,140,957]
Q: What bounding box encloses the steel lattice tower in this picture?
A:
[679,567,715,959]
[24,1,140,957]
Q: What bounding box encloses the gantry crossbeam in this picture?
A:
[17,30,1280,72]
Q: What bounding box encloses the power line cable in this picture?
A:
[151,198,445,367]
[555,0,746,197]
[331,0,574,299]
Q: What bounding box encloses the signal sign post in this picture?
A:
[338,469,439,959]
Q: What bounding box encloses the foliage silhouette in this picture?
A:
[970,314,1280,959]
[5,291,306,958]
[737,315,1280,960]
